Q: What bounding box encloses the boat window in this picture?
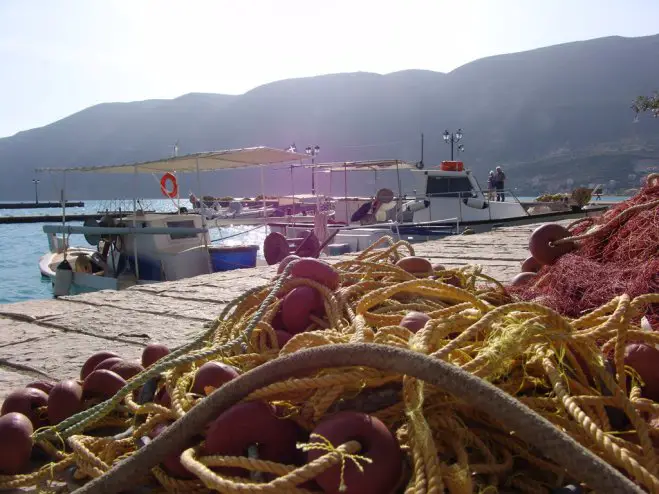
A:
[166,220,197,239]
[426,177,473,197]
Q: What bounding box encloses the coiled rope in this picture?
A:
[1,236,658,493]
[76,344,641,494]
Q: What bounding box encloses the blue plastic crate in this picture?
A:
[209,245,259,272]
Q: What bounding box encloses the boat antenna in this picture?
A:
[420,133,424,167]
[415,133,425,170]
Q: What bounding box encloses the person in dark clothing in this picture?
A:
[494,166,506,202]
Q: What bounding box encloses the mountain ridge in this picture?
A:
[1,33,658,199]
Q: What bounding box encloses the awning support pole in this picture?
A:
[261,165,267,229]
[196,158,212,274]
[133,165,140,280]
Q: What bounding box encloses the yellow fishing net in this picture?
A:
[1,237,658,493]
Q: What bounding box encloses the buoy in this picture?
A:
[294,230,320,258]
[510,272,537,286]
[521,256,542,273]
[53,259,73,297]
[307,412,403,494]
[528,223,575,265]
[264,232,290,265]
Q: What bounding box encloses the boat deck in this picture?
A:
[0,221,553,400]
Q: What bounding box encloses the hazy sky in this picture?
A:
[1,0,658,138]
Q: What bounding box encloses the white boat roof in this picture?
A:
[35,146,309,174]
[314,159,416,172]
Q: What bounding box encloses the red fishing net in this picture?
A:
[508,174,659,326]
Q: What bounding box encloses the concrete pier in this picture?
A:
[0,222,540,400]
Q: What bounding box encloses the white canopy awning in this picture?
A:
[35,146,309,174]
[313,160,416,172]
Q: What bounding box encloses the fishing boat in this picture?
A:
[266,159,609,255]
[36,146,308,296]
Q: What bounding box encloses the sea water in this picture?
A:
[0,196,628,305]
[0,199,268,304]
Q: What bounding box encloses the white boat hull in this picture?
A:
[40,249,146,296]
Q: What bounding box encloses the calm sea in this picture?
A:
[0,196,628,305]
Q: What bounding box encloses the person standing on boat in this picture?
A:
[487,171,496,200]
[494,166,506,202]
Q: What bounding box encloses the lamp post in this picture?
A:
[32,179,40,204]
[305,145,320,196]
[442,129,464,160]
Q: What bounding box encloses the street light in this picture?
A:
[305,145,321,196]
[442,128,464,160]
[32,179,40,204]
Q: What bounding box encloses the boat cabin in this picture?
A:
[120,212,211,282]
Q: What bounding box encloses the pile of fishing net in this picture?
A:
[508,173,659,327]
[2,238,659,493]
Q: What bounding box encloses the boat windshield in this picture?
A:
[426,176,474,197]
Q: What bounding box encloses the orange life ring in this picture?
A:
[160,173,178,198]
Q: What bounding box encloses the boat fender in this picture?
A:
[404,200,429,213]
[53,259,73,297]
[462,197,488,209]
[350,201,373,222]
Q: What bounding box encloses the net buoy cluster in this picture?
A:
[509,173,659,328]
[1,234,658,493]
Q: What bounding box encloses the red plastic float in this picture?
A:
[0,388,49,428]
[307,411,403,494]
[396,256,433,276]
[190,362,239,396]
[0,412,33,475]
[275,329,293,348]
[294,229,321,258]
[282,285,324,334]
[264,232,290,265]
[264,231,321,265]
[289,258,340,290]
[47,379,84,425]
[205,401,302,476]
[528,223,575,265]
[109,360,144,380]
[277,254,300,274]
[521,256,542,273]
[399,311,431,333]
[93,357,124,373]
[510,272,537,286]
[83,369,127,400]
[142,343,170,368]
[26,381,55,395]
[80,351,120,380]
[624,343,659,401]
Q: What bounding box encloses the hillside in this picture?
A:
[1,34,658,200]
